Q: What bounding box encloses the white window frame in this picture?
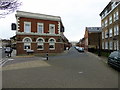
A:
[24,22,31,33]
[105,19,108,27]
[116,25,119,35]
[112,2,116,10]
[36,38,45,50]
[114,41,117,50]
[49,24,55,34]
[114,11,119,22]
[48,38,56,50]
[105,41,108,49]
[109,41,113,50]
[109,16,112,24]
[109,28,112,37]
[105,30,108,38]
[102,42,104,49]
[114,25,119,36]
[37,23,44,34]
[23,37,32,50]
[102,22,104,28]
[117,40,119,50]
[102,32,104,39]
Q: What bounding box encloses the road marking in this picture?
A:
[1,59,8,66]
[8,59,14,61]
[78,72,83,74]
[0,58,14,66]
[42,58,47,60]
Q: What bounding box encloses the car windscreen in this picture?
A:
[118,52,120,58]
[110,51,118,57]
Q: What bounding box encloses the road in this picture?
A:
[2,47,119,88]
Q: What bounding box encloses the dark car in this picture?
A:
[108,50,120,70]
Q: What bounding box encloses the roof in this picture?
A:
[100,1,120,16]
[16,11,61,21]
[99,2,112,16]
[86,27,102,33]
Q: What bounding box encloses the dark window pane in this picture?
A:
[37,45,43,49]
[24,45,30,49]
[49,45,54,48]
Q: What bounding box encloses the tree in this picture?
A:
[0,0,22,18]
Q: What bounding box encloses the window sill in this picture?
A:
[49,48,55,50]
[37,49,44,50]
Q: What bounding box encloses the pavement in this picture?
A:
[85,51,108,64]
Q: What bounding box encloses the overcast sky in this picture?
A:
[0,0,110,42]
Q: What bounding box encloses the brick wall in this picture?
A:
[18,17,59,34]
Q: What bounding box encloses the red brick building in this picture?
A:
[84,27,102,50]
[15,11,67,55]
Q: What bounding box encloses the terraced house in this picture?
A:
[100,1,120,51]
[15,11,68,55]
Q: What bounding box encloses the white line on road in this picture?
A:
[42,58,47,60]
[8,59,14,61]
[0,58,14,66]
[78,72,83,74]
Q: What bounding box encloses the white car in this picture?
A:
[75,46,84,52]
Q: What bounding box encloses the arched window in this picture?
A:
[48,38,56,50]
[23,37,32,50]
[36,38,44,50]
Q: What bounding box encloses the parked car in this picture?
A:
[75,46,84,52]
[74,46,79,49]
[108,50,120,70]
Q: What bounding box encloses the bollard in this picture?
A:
[46,52,48,60]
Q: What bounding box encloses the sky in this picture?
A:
[0,0,110,42]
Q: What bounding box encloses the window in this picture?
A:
[114,41,117,50]
[117,41,119,50]
[109,16,112,24]
[24,22,31,33]
[114,25,119,36]
[114,40,119,50]
[36,38,44,50]
[112,2,116,9]
[37,23,44,33]
[104,10,108,17]
[102,22,104,28]
[102,32,104,39]
[105,19,108,27]
[102,42,104,49]
[109,41,113,50]
[49,38,56,50]
[101,14,105,19]
[114,11,119,22]
[23,37,32,50]
[109,28,112,37]
[49,24,55,34]
[105,30,108,38]
[105,41,108,49]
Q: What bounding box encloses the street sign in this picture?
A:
[11,23,16,30]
